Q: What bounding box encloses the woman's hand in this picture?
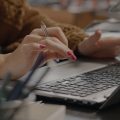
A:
[0,27,76,79]
[78,30,120,58]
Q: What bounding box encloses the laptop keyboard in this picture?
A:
[37,63,120,97]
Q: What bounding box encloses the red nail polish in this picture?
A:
[71,55,77,61]
[67,51,77,61]
[39,44,46,49]
[67,51,72,56]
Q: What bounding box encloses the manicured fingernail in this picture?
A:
[39,44,46,49]
[67,51,77,61]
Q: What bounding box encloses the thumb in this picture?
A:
[88,30,101,43]
[78,30,102,56]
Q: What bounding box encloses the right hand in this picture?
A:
[78,30,120,58]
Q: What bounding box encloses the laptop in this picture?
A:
[32,1,120,110]
[31,57,120,110]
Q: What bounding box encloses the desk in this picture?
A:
[66,104,120,120]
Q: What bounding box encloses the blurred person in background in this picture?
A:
[59,0,111,10]
[0,0,120,79]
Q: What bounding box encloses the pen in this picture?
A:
[41,21,57,67]
[23,67,50,98]
[41,21,49,37]
[7,52,46,100]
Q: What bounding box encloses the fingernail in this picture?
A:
[39,44,46,49]
[67,51,77,61]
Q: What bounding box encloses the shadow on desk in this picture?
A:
[66,104,120,120]
[37,95,120,120]
[97,104,120,120]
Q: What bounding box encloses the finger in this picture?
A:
[44,51,66,60]
[31,27,68,46]
[88,30,101,43]
[22,34,43,44]
[95,30,102,40]
[21,43,46,53]
[115,46,120,58]
[40,37,77,61]
[78,30,101,55]
[84,30,101,43]
[98,37,120,48]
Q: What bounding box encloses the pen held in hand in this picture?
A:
[7,52,46,101]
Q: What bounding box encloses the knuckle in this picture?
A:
[23,43,36,50]
[24,35,32,42]
[22,36,29,44]
[44,39,49,44]
[29,43,36,48]
[54,27,62,33]
[31,28,40,33]
[52,37,58,41]
[46,37,58,43]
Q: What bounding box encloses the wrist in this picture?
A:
[77,42,84,56]
[77,37,89,57]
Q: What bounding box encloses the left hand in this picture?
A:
[78,30,120,58]
[1,28,76,79]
